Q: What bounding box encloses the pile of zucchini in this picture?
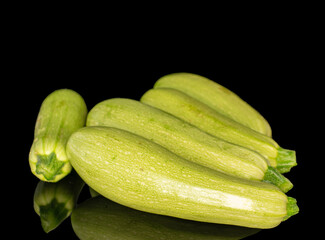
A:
[29,73,298,239]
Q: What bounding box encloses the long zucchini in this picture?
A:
[141,88,296,173]
[29,89,87,182]
[86,98,292,192]
[66,126,298,229]
[154,72,272,137]
[71,196,261,240]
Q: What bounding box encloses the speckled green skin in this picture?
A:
[67,127,290,229]
[141,88,296,172]
[154,72,272,137]
[71,196,261,240]
[86,98,269,181]
[29,89,87,182]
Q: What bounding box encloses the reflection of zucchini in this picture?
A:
[67,127,298,229]
[89,187,100,197]
[29,89,87,182]
[141,88,296,173]
[154,72,272,137]
[33,171,85,233]
[87,98,292,192]
[71,196,260,240]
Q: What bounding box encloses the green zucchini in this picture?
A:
[71,196,261,240]
[141,88,296,173]
[29,89,87,182]
[154,72,272,137]
[66,126,298,229]
[34,170,85,233]
[86,98,292,192]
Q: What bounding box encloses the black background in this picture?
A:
[5,15,320,239]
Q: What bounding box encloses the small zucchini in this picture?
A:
[141,88,297,173]
[34,170,85,233]
[87,98,292,192]
[71,196,261,240]
[154,72,272,137]
[67,126,298,229]
[29,89,87,182]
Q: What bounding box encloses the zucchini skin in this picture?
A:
[140,88,294,170]
[154,72,272,137]
[29,89,87,182]
[71,196,260,240]
[67,126,291,229]
[86,98,269,182]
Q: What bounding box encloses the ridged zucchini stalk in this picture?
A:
[67,126,299,229]
[141,88,297,173]
[34,171,85,233]
[154,72,272,137]
[87,98,292,192]
[71,196,261,240]
[29,89,87,182]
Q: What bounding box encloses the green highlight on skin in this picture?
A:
[36,152,65,181]
[276,147,297,173]
[263,166,293,193]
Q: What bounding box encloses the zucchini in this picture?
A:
[66,126,298,229]
[71,196,261,240]
[29,89,87,182]
[154,72,272,137]
[34,170,85,233]
[141,88,297,173]
[87,98,292,192]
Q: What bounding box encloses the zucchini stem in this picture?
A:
[276,147,297,173]
[35,152,66,181]
[263,166,293,193]
[284,197,299,221]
